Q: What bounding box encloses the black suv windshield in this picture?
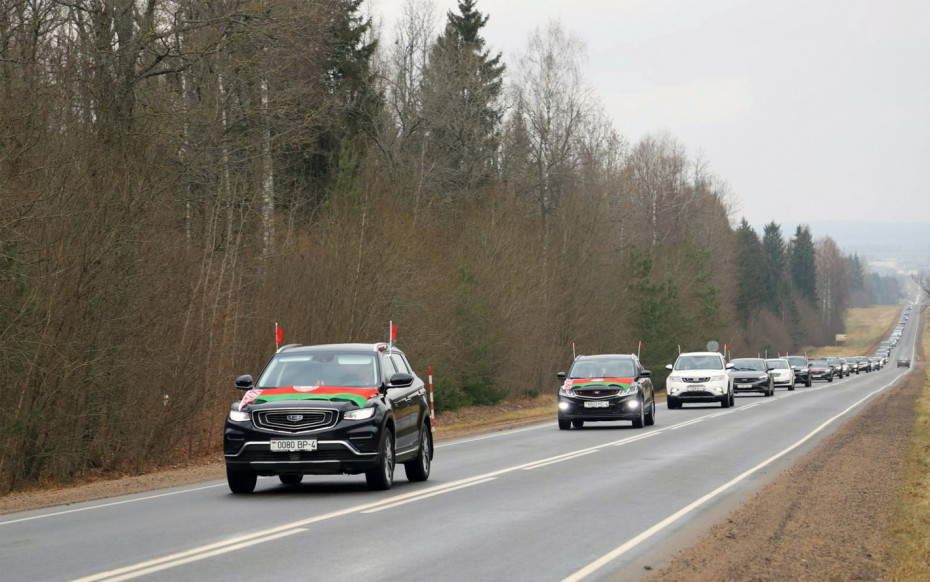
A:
[786,357,806,366]
[731,359,766,371]
[257,352,379,388]
[570,359,635,378]
[810,359,828,365]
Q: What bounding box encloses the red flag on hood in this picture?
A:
[275,322,283,347]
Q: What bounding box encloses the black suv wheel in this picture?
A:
[404,423,432,482]
[227,467,257,494]
[366,430,395,491]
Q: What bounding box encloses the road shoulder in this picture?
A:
[643,368,922,582]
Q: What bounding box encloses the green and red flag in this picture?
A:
[275,322,283,348]
[390,322,398,347]
[239,385,379,410]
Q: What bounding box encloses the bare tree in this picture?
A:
[511,20,592,238]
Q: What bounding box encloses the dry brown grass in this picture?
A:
[888,306,930,581]
[807,305,902,357]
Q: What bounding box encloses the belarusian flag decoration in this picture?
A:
[390,322,398,346]
[275,322,284,348]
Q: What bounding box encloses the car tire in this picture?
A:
[572,420,584,428]
[404,423,432,482]
[806,376,812,387]
[721,392,730,408]
[279,474,302,486]
[632,398,645,428]
[227,467,257,494]
[558,419,571,430]
[645,399,656,426]
[788,382,795,391]
[828,375,833,383]
[730,391,735,407]
[667,396,680,409]
[366,430,395,491]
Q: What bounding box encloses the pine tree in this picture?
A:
[420,0,505,195]
[735,219,768,322]
[789,225,817,304]
[761,222,786,312]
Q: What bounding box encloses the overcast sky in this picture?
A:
[370,0,930,226]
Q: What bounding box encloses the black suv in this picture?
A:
[785,355,812,387]
[557,354,655,429]
[224,343,432,493]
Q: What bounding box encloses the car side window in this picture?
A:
[382,355,398,382]
[390,354,410,374]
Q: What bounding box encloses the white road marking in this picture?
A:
[96,528,307,582]
[0,483,227,527]
[522,450,599,470]
[561,373,908,582]
[361,477,498,514]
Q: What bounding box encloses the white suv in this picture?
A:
[665,352,734,409]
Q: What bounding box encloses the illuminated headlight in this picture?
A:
[626,399,640,409]
[559,387,573,396]
[344,407,376,420]
[228,410,250,422]
[709,375,727,382]
[558,401,570,411]
[757,375,769,381]
[617,386,638,396]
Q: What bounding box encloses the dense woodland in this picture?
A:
[0,0,905,491]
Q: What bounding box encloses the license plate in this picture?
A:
[583,401,610,408]
[737,384,752,389]
[270,439,318,452]
[687,385,705,390]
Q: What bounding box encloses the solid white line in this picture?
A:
[361,478,498,514]
[0,483,227,527]
[98,528,307,582]
[561,374,906,582]
[522,450,599,470]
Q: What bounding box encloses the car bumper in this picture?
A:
[667,382,728,402]
[558,393,643,422]
[733,379,768,393]
[224,414,383,476]
[224,439,379,475]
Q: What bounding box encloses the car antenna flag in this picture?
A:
[572,342,576,359]
[389,321,398,353]
[637,340,643,359]
[275,322,283,350]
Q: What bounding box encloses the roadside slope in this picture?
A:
[645,311,923,582]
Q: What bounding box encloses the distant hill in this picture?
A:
[754,221,930,275]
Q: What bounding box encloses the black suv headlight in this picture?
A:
[228,410,250,422]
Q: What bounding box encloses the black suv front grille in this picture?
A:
[573,387,621,398]
[682,377,711,383]
[252,409,337,433]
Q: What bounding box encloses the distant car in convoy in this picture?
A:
[808,358,834,382]
[785,355,812,387]
[765,358,795,390]
[224,343,433,494]
[844,357,860,374]
[827,357,848,378]
[557,354,655,429]
[869,357,883,370]
[730,358,774,396]
[665,352,735,409]
[898,358,911,368]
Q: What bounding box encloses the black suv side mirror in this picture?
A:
[639,370,652,378]
[235,374,253,389]
[557,372,566,380]
[388,372,414,388]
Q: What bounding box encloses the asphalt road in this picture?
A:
[1,312,920,582]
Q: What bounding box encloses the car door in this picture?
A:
[381,352,419,456]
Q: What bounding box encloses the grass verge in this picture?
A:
[889,305,930,581]
[808,305,902,357]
